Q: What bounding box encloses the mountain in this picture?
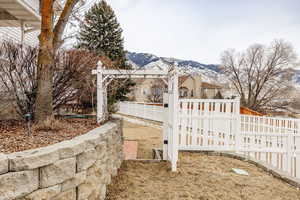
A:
[126,52,221,71]
[126,52,300,87]
[126,52,226,83]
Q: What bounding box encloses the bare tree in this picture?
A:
[35,0,94,122]
[221,39,297,112]
[0,42,98,119]
[147,81,167,103]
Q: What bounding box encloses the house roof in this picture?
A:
[240,106,264,116]
[179,75,190,85]
[201,82,222,89]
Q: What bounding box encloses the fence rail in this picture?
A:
[117,100,300,179]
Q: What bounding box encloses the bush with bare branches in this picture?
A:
[0,42,99,119]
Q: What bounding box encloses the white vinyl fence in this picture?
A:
[240,115,300,177]
[117,101,164,122]
[117,100,300,178]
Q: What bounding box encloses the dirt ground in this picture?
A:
[0,118,98,153]
[106,120,300,200]
[107,152,300,200]
[122,121,162,159]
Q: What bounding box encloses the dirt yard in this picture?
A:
[107,120,300,200]
[0,118,98,153]
[107,152,300,200]
[122,121,162,159]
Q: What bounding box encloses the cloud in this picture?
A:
[107,0,300,64]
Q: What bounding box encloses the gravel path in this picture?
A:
[122,121,162,159]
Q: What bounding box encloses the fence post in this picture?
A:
[162,93,169,160]
[287,132,293,174]
[235,98,241,153]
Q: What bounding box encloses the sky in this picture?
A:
[104,0,300,65]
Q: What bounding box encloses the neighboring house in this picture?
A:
[201,82,222,99]
[0,0,40,45]
[128,78,166,102]
[179,75,202,98]
[129,74,202,102]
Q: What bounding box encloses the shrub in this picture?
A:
[0,41,99,119]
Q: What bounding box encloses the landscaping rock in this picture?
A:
[52,188,76,200]
[8,146,59,171]
[0,170,38,200]
[62,171,87,192]
[0,154,8,174]
[95,142,107,160]
[23,185,61,200]
[76,148,97,172]
[40,158,76,188]
[56,140,86,159]
[99,184,107,200]
[77,183,93,200]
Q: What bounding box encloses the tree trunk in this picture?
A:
[35,0,54,122]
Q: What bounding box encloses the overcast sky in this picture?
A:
[106,0,300,64]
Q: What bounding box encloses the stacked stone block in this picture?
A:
[0,120,123,200]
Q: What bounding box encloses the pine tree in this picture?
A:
[77,0,125,64]
[77,0,134,111]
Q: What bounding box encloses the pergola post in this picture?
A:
[96,61,104,123]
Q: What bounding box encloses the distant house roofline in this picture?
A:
[201,82,222,89]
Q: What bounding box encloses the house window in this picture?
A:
[179,87,189,97]
[142,89,147,95]
[191,90,194,97]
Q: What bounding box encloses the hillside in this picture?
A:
[126,52,226,83]
[126,52,300,87]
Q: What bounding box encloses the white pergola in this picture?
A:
[92,61,179,171]
[92,61,170,123]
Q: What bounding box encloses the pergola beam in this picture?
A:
[92,69,168,76]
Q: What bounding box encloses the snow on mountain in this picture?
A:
[143,59,171,71]
[126,52,226,84]
[126,52,300,87]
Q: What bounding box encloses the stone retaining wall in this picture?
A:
[0,120,123,200]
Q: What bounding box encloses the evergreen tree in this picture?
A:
[77,0,134,112]
[77,0,125,64]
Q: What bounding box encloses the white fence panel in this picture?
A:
[240,115,300,178]
[178,99,240,151]
[117,100,300,179]
[117,101,164,122]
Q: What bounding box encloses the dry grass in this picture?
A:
[107,120,300,200]
[33,117,68,132]
[107,152,300,200]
